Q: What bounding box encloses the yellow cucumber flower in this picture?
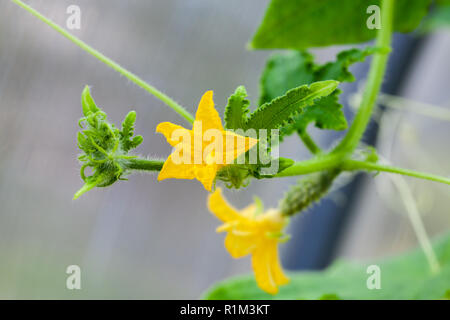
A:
[156,91,257,191]
[208,188,290,294]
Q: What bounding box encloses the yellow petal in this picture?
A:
[224,232,258,258]
[251,241,288,295]
[208,188,241,222]
[216,221,238,233]
[194,163,218,191]
[269,242,289,286]
[157,155,195,181]
[223,131,258,164]
[156,122,192,147]
[194,91,223,132]
[251,246,278,295]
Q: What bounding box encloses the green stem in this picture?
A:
[341,160,450,185]
[276,156,450,186]
[126,158,164,171]
[297,130,321,154]
[12,0,195,124]
[275,153,344,177]
[334,0,393,154]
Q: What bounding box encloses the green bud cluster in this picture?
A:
[74,86,143,199]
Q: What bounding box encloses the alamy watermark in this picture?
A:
[66,265,81,290]
[366,5,381,30]
[66,5,81,30]
[366,264,381,290]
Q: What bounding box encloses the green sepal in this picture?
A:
[224,86,250,130]
[81,85,100,116]
[216,165,253,190]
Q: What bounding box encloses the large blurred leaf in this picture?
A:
[203,232,450,299]
[421,5,450,31]
[251,0,431,50]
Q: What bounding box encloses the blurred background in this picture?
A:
[0,0,449,299]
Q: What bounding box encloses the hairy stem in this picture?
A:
[126,158,164,171]
[342,160,450,185]
[12,0,195,124]
[334,0,393,154]
[275,153,344,177]
[275,155,450,185]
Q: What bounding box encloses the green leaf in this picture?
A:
[437,0,450,6]
[443,289,450,299]
[319,293,341,300]
[421,5,450,32]
[244,80,339,131]
[299,92,346,131]
[224,86,250,130]
[280,91,346,134]
[251,0,431,50]
[120,111,143,152]
[203,232,450,299]
[259,51,315,106]
[260,47,376,137]
[260,48,376,105]
[315,47,379,83]
[81,85,100,116]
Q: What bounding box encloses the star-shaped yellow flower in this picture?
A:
[208,188,290,295]
[156,91,258,191]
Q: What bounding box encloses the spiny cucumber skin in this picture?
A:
[280,169,340,217]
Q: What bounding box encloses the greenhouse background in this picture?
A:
[0,0,449,298]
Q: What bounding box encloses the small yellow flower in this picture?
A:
[208,188,290,294]
[156,91,258,191]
